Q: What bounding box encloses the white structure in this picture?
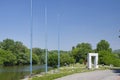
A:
[87,53,98,69]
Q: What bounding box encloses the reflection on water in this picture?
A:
[0,65,46,80]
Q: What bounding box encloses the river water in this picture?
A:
[0,65,46,80]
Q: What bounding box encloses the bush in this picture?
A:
[79,59,84,64]
[99,50,120,67]
[60,53,75,66]
[48,53,58,68]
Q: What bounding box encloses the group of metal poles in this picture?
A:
[30,0,60,75]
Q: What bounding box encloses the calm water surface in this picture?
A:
[0,65,45,80]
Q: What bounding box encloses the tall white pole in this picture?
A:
[30,0,33,76]
[45,7,48,73]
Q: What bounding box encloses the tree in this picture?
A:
[48,50,75,67]
[0,49,16,66]
[0,39,28,54]
[32,53,39,64]
[96,40,112,52]
[48,53,58,68]
[0,39,15,52]
[14,41,28,54]
[60,53,75,66]
[96,40,120,67]
[99,50,120,67]
[16,52,29,65]
[72,43,92,63]
[14,41,30,65]
[0,39,32,65]
[98,50,111,64]
[32,48,45,64]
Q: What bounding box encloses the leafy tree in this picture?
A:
[0,39,28,54]
[16,52,29,65]
[48,53,58,68]
[14,41,28,54]
[98,50,111,64]
[0,39,15,52]
[26,52,39,64]
[98,50,120,67]
[72,43,92,63]
[95,40,120,66]
[48,50,75,67]
[0,49,16,66]
[32,53,39,64]
[14,41,29,65]
[60,53,75,66]
[0,39,32,65]
[32,48,45,64]
[33,48,44,56]
[96,40,112,52]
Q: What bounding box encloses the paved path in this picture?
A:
[55,70,120,80]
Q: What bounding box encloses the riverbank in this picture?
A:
[25,64,111,80]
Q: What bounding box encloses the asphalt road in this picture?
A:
[55,70,120,80]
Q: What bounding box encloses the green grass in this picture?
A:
[31,64,120,80]
[28,64,120,80]
[32,72,72,80]
[31,64,94,80]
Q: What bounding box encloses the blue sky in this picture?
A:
[0,0,120,51]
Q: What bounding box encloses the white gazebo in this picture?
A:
[87,53,98,69]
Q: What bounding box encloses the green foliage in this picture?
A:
[71,40,120,67]
[0,39,15,52]
[0,38,120,68]
[99,51,111,64]
[33,48,45,64]
[95,40,120,67]
[79,59,84,64]
[48,50,75,67]
[96,40,112,52]
[32,53,39,64]
[16,53,29,65]
[48,52,58,68]
[98,50,120,67]
[72,43,92,63]
[0,39,42,66]
[0,49,16,66]
[14,41,28,54]
[60,53,75,66]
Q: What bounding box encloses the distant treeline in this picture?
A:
[0,39,74,67]
[0,39,120,67]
